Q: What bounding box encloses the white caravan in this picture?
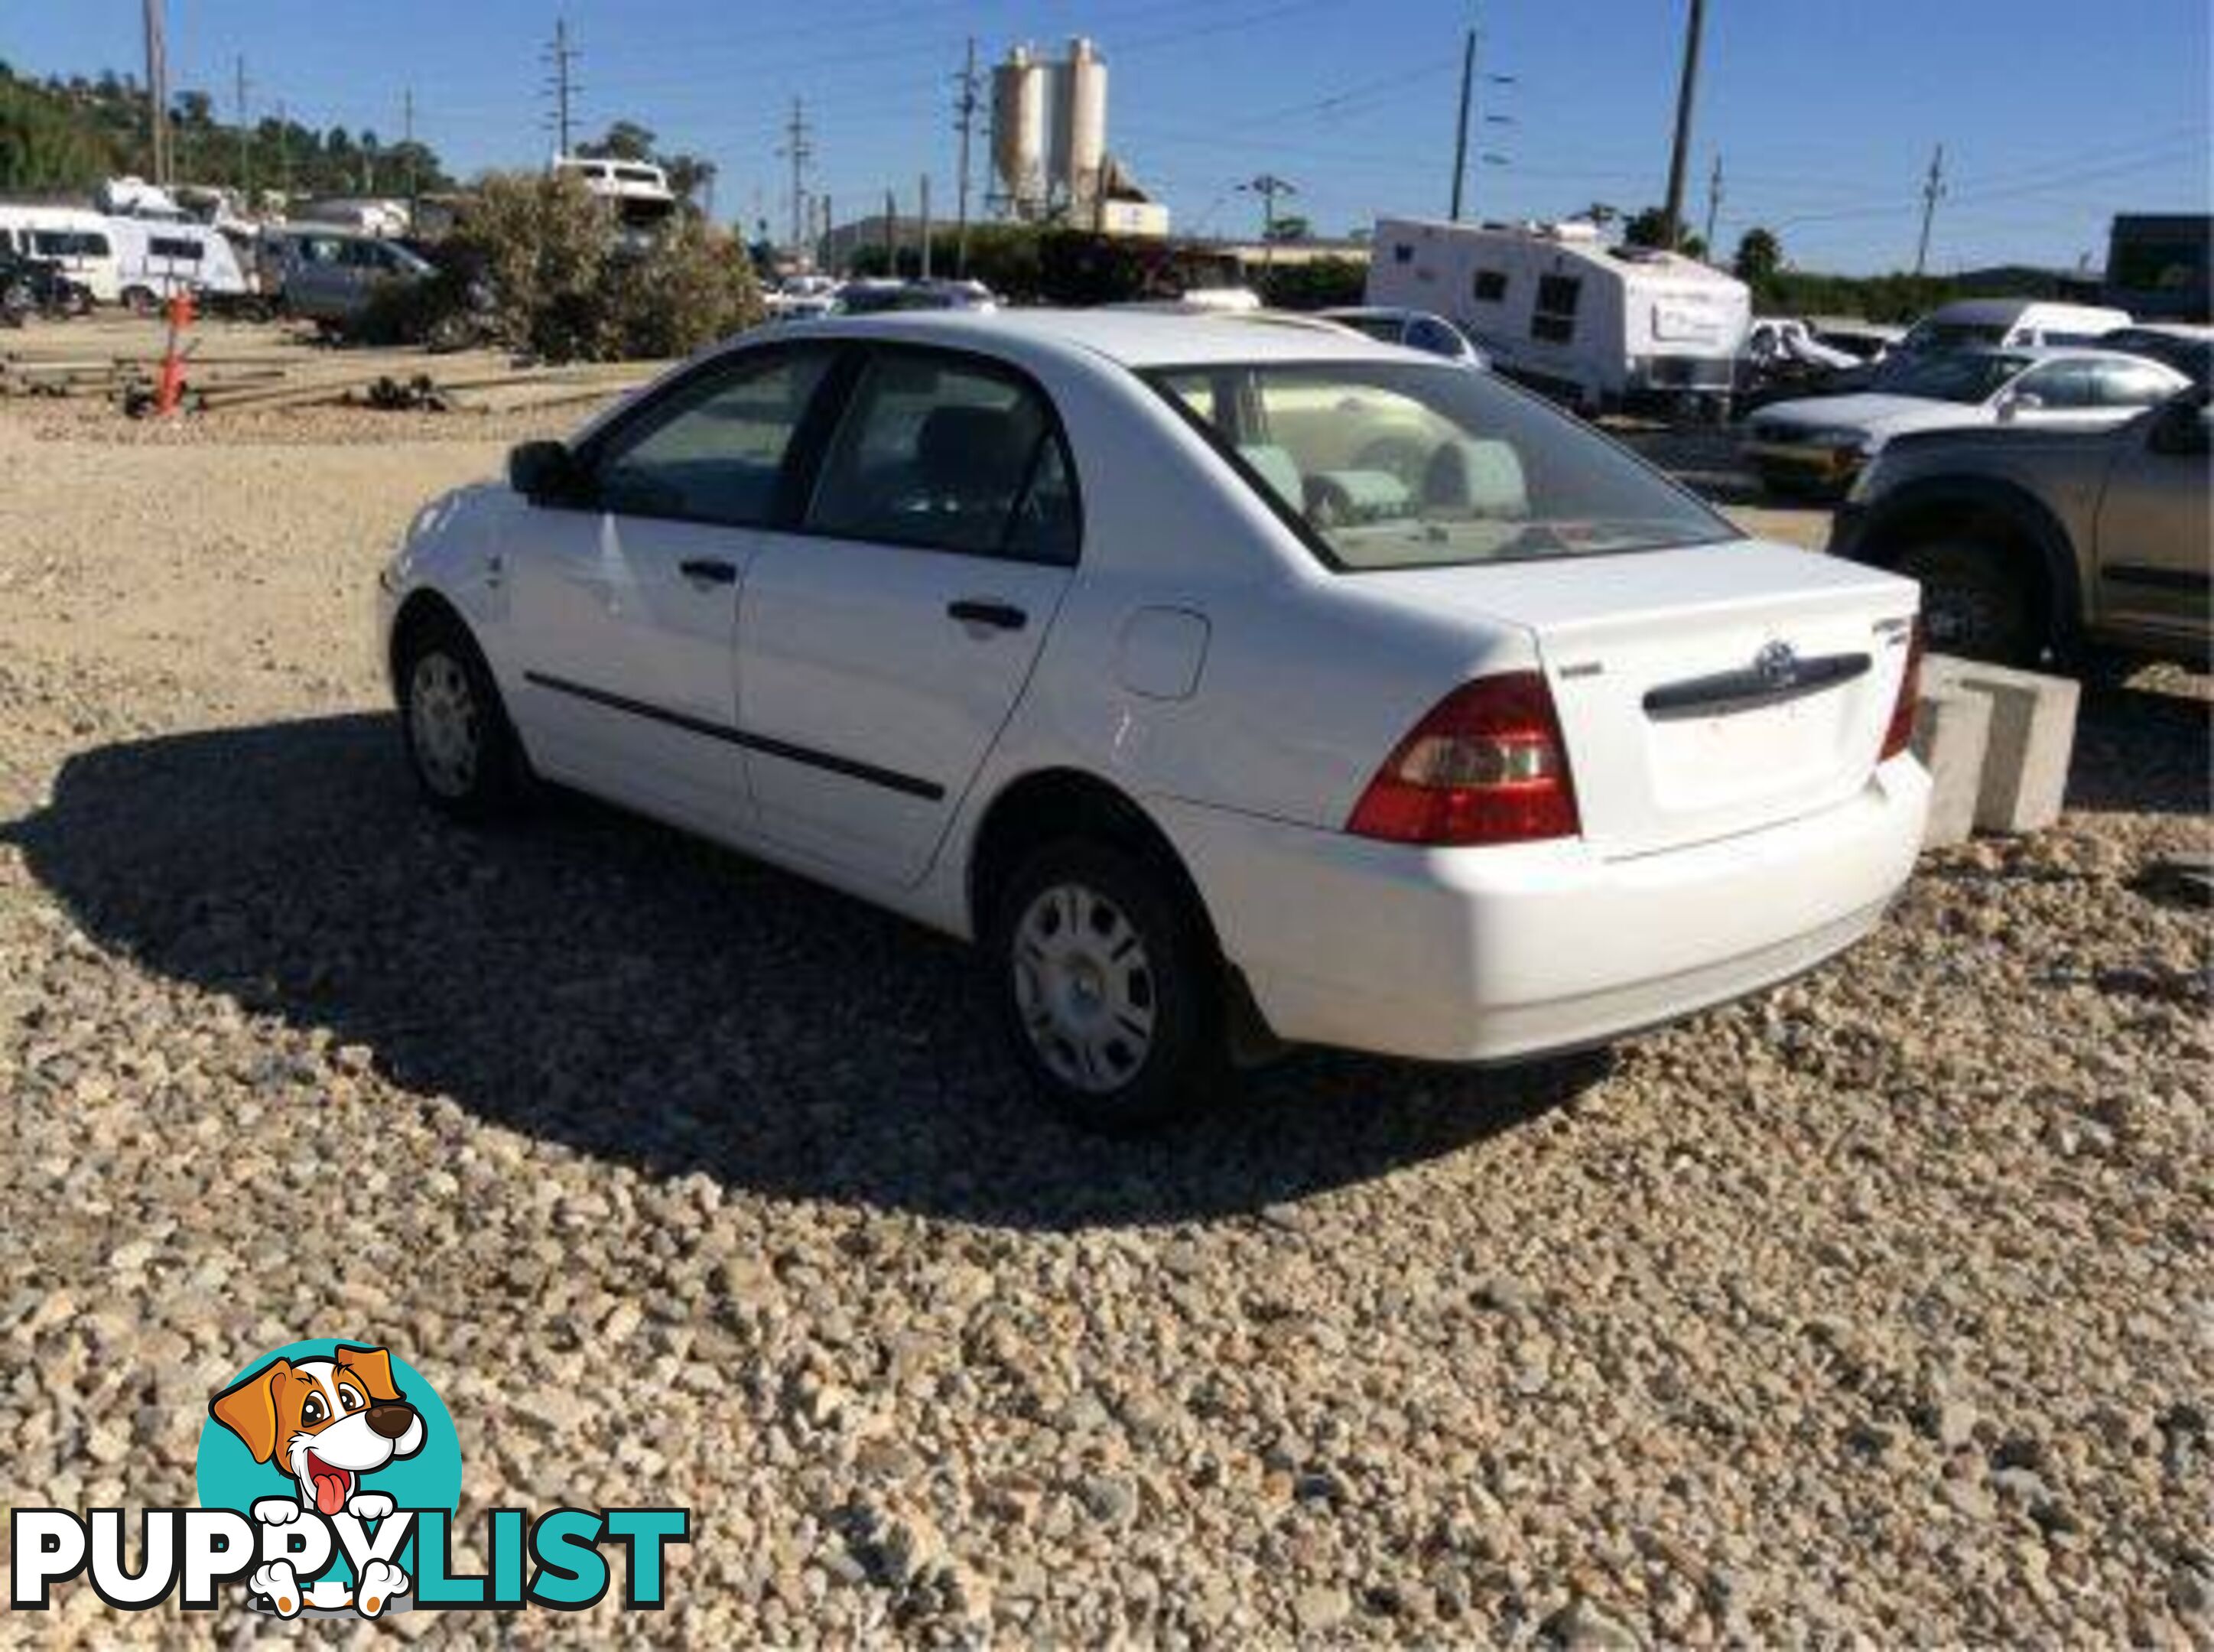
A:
[1367,216,1751,417]
[0,206,122,304]
[551,154,678,242]
[106,216,251,310]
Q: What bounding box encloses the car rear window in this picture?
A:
[1144,359,1735,571]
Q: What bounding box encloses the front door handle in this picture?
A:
[679,558,738,586]
[948,599,1027,632]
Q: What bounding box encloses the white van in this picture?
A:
[1367,216,1751,418]
[106,216,250,311]
[1899,298,2133,354]
[0,206,122,304]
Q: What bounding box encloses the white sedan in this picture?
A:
[378,311,1930,1128]
[1743,346,2190,497]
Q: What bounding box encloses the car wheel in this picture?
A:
[395,611,525,821]
[987,839,1226,1133]
[122,286,158,317]
[1896,538,2041,666]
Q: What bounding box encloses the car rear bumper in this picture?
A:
[1155,756,1930,1064]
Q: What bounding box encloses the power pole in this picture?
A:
[778,99,814,255]
[232,56,252,197]
[142,0,172,187]
[544,18,580,158]
[402,88,420,222]
[1702,152,1723,255]
[952,37,980,278]
[1914,143,1946,276]
[919,174,933,280]
[886,187,900,275]
[1449,24,1475,221]
[1239,173,1296,298]
[1660,0,1706,251]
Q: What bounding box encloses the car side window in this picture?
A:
[806,353,1078,562]
[593,348,834,527]
[2013,362,2091,408]
[2092,361,2181,408]
[1407,317,1461,356]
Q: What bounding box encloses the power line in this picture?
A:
[543,16,580,157]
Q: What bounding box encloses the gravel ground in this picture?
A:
[0,397,2207,1647]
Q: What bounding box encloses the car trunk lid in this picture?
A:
[1359,541,1917,857]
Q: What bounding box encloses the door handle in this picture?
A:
[948,599,1027,632]
[679,558,737,586]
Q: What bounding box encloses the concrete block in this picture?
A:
[1910,685,1993,848]
[1923,654,2081,834]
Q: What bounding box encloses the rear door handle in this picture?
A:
[679,558,738,586]
[948,599,1027,632]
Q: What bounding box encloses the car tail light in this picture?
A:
[1348,671,1581,846]
[1878,626,1923,762]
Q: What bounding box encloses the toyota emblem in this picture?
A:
[1754,641,1799,688]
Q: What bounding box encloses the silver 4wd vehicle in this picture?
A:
[267,227,433,332]
[1831,387,2209,668]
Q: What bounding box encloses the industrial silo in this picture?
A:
[991,46,1048,218]
[1051,37,1108,214]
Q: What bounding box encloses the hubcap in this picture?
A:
[408,651,481,798]
[1012,883,1157,1094]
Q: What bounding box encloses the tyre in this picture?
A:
[986,838,1227,1132]
[394,610,526,821]
[1895,538,2042,667]
[122,286,158,317]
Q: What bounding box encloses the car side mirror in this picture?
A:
[1996,390,2043,421]
[509,440,587,506]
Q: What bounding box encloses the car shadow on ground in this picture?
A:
[2067,675,2212,817]
[3,714,1599,1231]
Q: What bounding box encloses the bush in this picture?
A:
[365,171,763,360]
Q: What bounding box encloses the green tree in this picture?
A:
[578,120,657,163]
[1732,226,1782,288]
[1623,206,1705,259]
[1264,213,1312,242]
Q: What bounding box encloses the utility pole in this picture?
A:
[1702,152,1723,255]
[1660,0,1706,251]
[1449,24,1475,221]
[544,17,580,158]
[1239,173,1296,298]
[952,37,980,278]
[402,88,420,222]
[232,56,252,197]
[919,175,933,280]
[1914,143,1946,276]
[778,99,814,255]
[142,0,172,187]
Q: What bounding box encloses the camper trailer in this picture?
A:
[552,154,678,245]
[0,206,122,304]
[1367,216,1751,418]
[106,216,250,311]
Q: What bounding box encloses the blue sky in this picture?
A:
[9,0,2209,274]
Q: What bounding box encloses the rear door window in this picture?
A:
[806,352,1079,563]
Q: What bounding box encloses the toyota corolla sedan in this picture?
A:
[378,311,1929,1128]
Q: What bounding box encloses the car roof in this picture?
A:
[793,307,1403,368]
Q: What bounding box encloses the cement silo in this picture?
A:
[990,46,1048,218]
[1050,37,1108,216]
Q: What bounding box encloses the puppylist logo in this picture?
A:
[11,1338,689,1619]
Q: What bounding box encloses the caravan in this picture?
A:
[106,217,250,311]
[1367,216,1751,418]
[0,206,122,305]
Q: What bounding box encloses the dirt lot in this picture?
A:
[0,368,2207,1646]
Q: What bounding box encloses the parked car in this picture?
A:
[1319,307,1491,367]
[1896,298,2134,354]
[1742,346,2191,498]
[831,278,998,316]
[265,226,434,332]
[0,251,92,320]
[2099,323,2212,386]
[378,311,1929,1128]
[1832,386,2209,668]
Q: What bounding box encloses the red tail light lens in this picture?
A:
[1348,670,1581,846]
[1878,626,1923,762]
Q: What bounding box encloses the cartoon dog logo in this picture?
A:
[207,1344,424,1618]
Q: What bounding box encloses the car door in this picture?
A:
[504,342,840,840]
[735,346,1081,884]
[2092,393,2212,642]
